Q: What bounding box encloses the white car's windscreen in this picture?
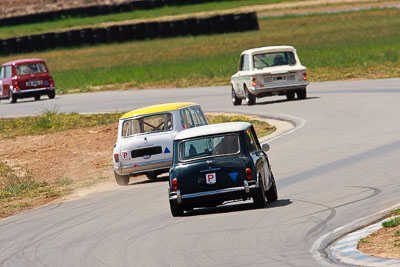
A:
[15,63,47,75]
[179,134,240,161]
[253,51,296,69]
[122,113,172,137]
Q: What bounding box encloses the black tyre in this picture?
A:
[253,174,266,208]
[114,172,130,186]
[296,88,307,100]
[245,86,256,105]
[48,90,56,99]
[265,172,278,202]
[170,200,184,217]
[231,87,242,106]
[9,91,16,103]
[286,91,295,101]
[146,172,158,180]
[34,95,40,101]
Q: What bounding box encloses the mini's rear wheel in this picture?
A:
[231,87,242,106]
[253,174,266,208]
[48,90,55,99]
[34,95,40,101]
[170,200,184,217]
[265,172,278,202]
[114,172,130,186]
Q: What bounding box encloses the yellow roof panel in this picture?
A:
[121,102,198,119]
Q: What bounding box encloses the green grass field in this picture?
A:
[0,8,399,93]
[0,0,303,39]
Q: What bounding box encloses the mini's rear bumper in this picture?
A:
[10,85,55,98]
[169,180,259,205]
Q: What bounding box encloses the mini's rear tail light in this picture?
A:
[172,178,178,191]
[245,168,252,180]
[252,77,257,87]
[114,153,119,163]
[303,72,307,81]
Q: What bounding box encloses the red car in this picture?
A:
[0,59,55,103]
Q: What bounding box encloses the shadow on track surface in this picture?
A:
[183,199,293,217]
[255,96,319,106]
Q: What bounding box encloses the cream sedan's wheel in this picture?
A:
[245,86,256,105]
[231,87,242,106]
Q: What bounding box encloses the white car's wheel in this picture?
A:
[231,87,242,106]
[114,172,130,186]
[296,88,307,99]
[286,91,295,101]
[245,86,255,105]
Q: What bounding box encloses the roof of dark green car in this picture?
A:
[174,122,251,141]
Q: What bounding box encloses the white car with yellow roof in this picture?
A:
[112,102,208,185]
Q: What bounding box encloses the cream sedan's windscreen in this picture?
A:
[179,134,239,161]
[253,51,296,69]
[122,113,172,137]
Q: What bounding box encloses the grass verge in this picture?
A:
[0,109,125,139]
[1,8,397,93]
[0,162,74,217]
[0,111,275,139]
[383,217,400,228]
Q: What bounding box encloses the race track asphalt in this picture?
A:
[0,78,400,266]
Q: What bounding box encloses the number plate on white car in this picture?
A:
[26,80,43,87]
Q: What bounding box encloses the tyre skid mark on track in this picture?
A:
[290,186,381,239]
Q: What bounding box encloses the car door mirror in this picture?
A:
[262,143,270,152]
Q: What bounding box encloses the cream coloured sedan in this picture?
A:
[231,46,308,105]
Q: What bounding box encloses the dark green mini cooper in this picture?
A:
[168,122,278,216]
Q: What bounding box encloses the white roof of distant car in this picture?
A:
[175,122,251,141]
[241,45,296,55]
